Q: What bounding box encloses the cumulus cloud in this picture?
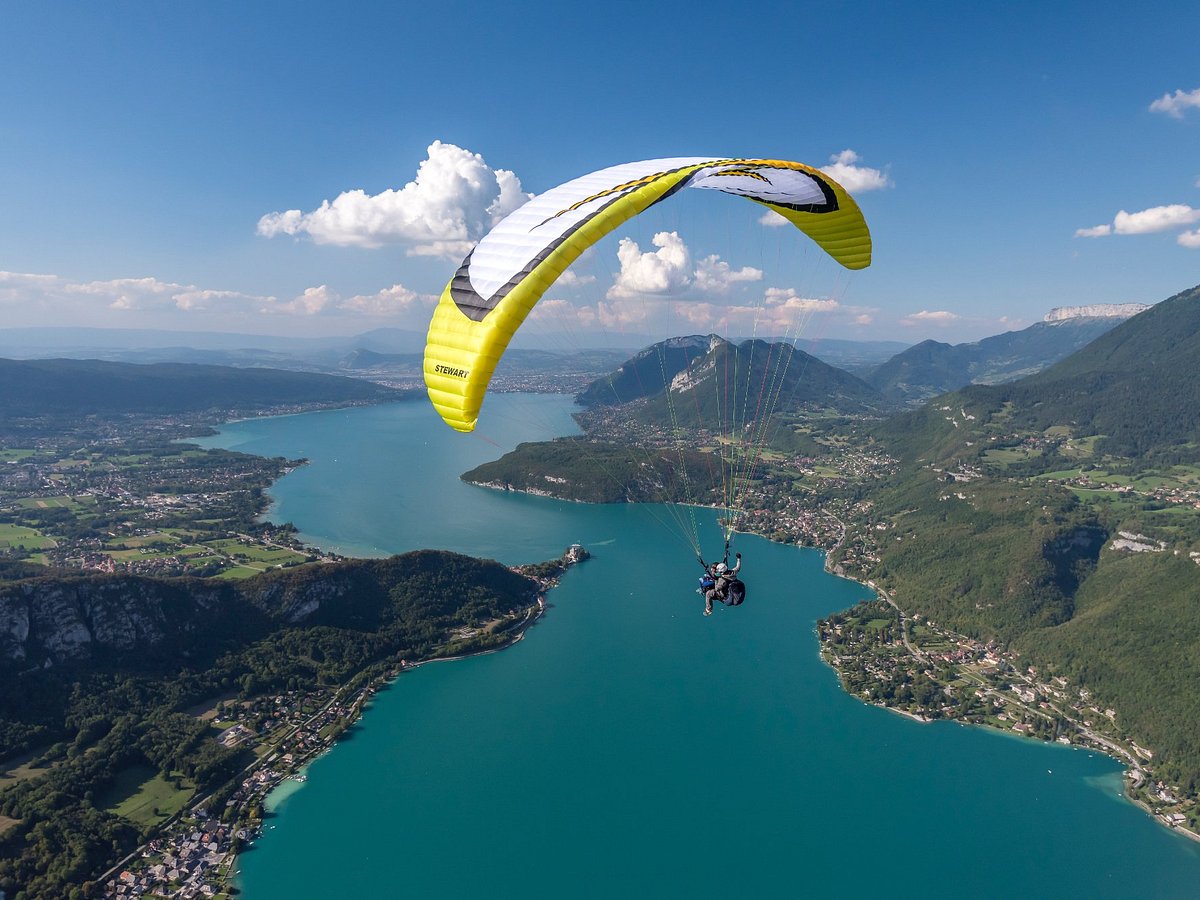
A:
[0,270,435,330]
[256,141,531,256]
[1113,205,1200,234]
[526,297,575,321]
[1178,229,1200,249]
[694,255,762,294]
[261,285,334,316]
[763,287,840,313]
[554,269,597,288]
[901,310,960,326]
[1077,204,1200,239]
[607,232,693,298]
[597,299,651,328]
[821,150,892,193]
[607,231,763,300]
[340,283,433,316]
[1150,87,1200,118]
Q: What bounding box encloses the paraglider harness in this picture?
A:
[697,545,745,607]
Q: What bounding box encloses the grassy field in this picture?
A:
[101,764,194,830]
[214,566,264,580]
[982,447,1038,466]
[0,523,55,550]
[15,495,95,512]
[0,449,36,462]
[0,751,51,788]
[203,539,307,567]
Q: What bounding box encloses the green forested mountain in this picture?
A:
[849,283,1200,792]
[997,285,1200,458]
[0,552,535,743]
[462,439,723,504]
[866,316,1130,404]
[0,551,536,896]
[875,285,1200,465]
[0,358,400,416]
[577,335,714,406]
[633,337,889,426]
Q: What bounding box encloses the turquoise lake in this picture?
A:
[196,396,1200,898]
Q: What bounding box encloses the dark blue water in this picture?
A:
[199,397,1200,898]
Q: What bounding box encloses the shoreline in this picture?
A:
[322,463,1200,851]
[813,559,1200,847]
[195,412,1200,856]
[104,546,579,899]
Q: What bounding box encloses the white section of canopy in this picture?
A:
[462,157,831,302]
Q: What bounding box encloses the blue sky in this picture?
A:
[1,1,1197,344]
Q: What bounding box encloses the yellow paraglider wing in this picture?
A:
[424,157,871,432]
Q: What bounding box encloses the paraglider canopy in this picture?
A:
[424,156,872,433]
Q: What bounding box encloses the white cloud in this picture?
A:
[1150,87,1200,118]
[554,269,597,288]
[262,283,438,317]
[694,255,762,294]
[526,297,575,321]
[261,285,333,316]
[901,310,960,326]
[821,150,892,193]
[763,287,839,313]
[340,283,434,316]
[607,232,693,298]
[1113,205,1200,234]
[607,231,764,301]
[1075,204,1200,240]
[1178,229,1200,249]
[0,270,435,330]
[742,288,840,332]
[759,210,789,228]
[597,299,651,328]
[852,313,874,326]
[256,140,532,256]
[674,301,720,327]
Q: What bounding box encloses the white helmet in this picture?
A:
[715,562,727,574]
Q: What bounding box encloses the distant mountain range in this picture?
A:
[0,325,908,378]
[0,326,431,370]
[0,302,1159,411]
[986,286,1200,458]
[866,307,1144,404]
[0,357,400,417]
[878,285,1200,463]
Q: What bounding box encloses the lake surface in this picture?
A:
[198,396,1200,898]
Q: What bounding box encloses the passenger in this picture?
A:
[703,552,741,615]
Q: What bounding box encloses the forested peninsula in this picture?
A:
[0,550,558,897]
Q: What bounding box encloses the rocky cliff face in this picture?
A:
[0,575,236,671]
[1044,303,1150,321]
[0,553,534,673]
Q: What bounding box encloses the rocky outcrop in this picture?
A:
[0,575,234,671]
[1044,304,1150,321]
[0,549,535,676]
[0,552,526,673]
